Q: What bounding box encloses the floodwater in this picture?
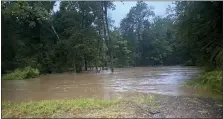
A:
[2,66,218,102]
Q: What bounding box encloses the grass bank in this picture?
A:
[187,70,222,95]
[2,66,39,80]
[2,95,158,118]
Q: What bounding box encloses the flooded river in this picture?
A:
[2,66,218,102]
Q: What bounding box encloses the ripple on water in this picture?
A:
[2,66,214,102]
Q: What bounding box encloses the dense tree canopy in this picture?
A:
[174,1,223,69]
[2,1,222,74]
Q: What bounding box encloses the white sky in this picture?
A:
[53,1,173,27]
[109,1,173,27]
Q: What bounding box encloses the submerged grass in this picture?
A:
[2,96,158,118]
[187,70,222,95]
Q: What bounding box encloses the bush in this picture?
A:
[184,60,195,66]
[188,70,222,94]
[2,66,40,80]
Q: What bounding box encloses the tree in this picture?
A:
[174,1,223,69]
[111,28,131,67]
[103,1,115,72]
[120,1,155,66]
[2,1,221,76]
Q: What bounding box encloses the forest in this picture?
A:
[2,1,222,75]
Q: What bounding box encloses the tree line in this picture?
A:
[2,1,222,75]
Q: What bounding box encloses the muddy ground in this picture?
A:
[134,94,223,118]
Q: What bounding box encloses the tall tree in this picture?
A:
[120,1,155,66]
[174,1,223,69]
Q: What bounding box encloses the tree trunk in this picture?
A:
[73,60,76,73]
[73,49,76,73]
[103,1,114,72]
[84,56,87,71]
[80,3,86,72]
[101,2,108,69]
[95,60,99,73]
[51,24,59,41]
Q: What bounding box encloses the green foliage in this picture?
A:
[2,1,115,74]
[188,70,222,94]
[120,2,177,66]
[1,1,222,74]
[2,66,40,80]
[174,1,223,69]
[112,29,131,67]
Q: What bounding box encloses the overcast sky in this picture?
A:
[109,1,172,27]
[53,1,173,27]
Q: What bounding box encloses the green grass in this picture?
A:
[187,70,222,94]
[133,95,155,104]
[2,98,120,118]
[2,66,40,80]
[132,95,160,110]
[2,96,158,118]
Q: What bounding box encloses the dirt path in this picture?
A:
[134,94,222,118]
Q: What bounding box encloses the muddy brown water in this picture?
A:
[2,66,219,102]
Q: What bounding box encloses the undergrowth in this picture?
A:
[2,66,40,80]
[187,70,222,94]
